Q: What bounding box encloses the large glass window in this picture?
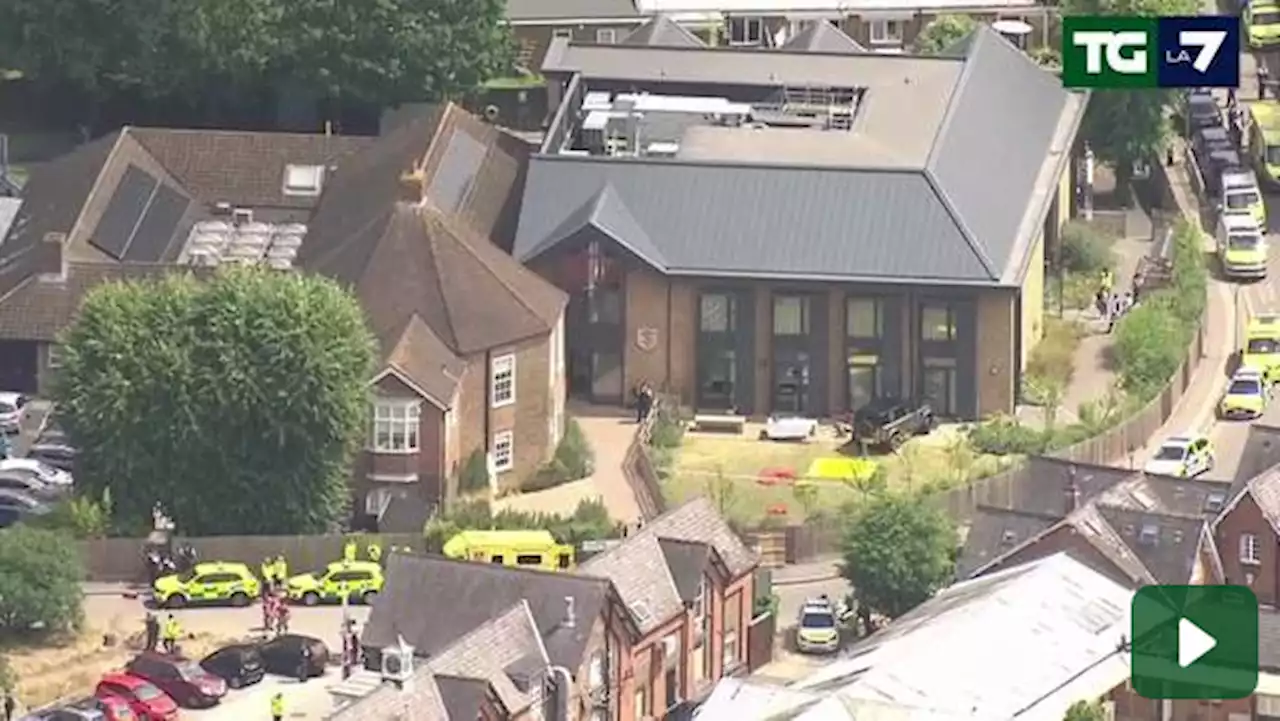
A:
[846,298,882,339]
[371,400,421,452]
[848,354,884,411]
[698,348,737,410]
[773,295,809,336]
[921,304,956,342]
[700,293,735,333]
[922,357,958,415]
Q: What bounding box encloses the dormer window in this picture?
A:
[283,164,325,196]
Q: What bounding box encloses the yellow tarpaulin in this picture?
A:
[801,456,879,486]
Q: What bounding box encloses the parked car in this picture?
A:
[0,488,51,517]
[0,392,28,433]
[0,471,63,501]
[850,398,935,450]
[63,695,136,721]
[0,459,71,488]
[1144,433,1215,478]
[94,672,178,721]
[125,652,227,708]
[27,442,75,472]
[258,634,330,678]
[200,643,266,688]
[795,596,840,654]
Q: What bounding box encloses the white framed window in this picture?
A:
[596,28,617,43]
[46,344,64,369]
[728,16,764,45]
[1241,533,1262,564]
[371,399,421,453]
[588,653,605,691]
[693,578,707,624]
[553,28,574,39]
[493,430,514,472]
[283,164,325,196]
[492,354,516,407]
[365,488,394,517]
[869,19,904,44]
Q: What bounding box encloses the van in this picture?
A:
[1248,0,1280,48]
[1244,314,1280,383]
[442,530,575,571]
[1221,169,1267,227]
[1249,100,1280,184]
[1217,212,1268,279]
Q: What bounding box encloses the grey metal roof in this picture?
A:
[622,15,706,47]
[506,0,640,22]
[781,21,866,54]
[525,26,1087,284]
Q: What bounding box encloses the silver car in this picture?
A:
[0,392,28,434]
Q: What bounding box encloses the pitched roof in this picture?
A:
[955,507,1058,579]
[580,497,757,632]
[525,26,1086,286]
[1217,463,1280,534]
[1094,507,1206,585]
[300,104,562,401]
[505,0,641,22]
[361,553,616,671]
[780,21,866,54]
[622,15,706,47]
[978,457,1137,517]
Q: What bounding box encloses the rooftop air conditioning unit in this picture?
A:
[232,208,253,226]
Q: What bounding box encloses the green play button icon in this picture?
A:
[1131,585,1259,699]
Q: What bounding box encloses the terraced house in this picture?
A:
[514,26,1085,418]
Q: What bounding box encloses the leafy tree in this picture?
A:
[912,15,978,54]
[1064,700,1108,721]
[1063,0,1198,191]
[840,493,955,621]
[423,498,624,550]
[54,268,376,535]
[0,526,84,635]
[32,490,113,539]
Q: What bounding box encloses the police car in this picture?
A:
[1220,367,1269,420]
[152,561,260,608]
[795,596,840,654]
[1143,433,1215,478]
[285,560,383,606]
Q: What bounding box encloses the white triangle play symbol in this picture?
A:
[1178,617,1217,668]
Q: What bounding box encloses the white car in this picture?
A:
[0,458,72,488]
[1143,434,1214,478]
[0,392,28,434]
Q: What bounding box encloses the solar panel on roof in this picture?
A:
[91,165,158,259]
[123,185,190,262]
[426,129,487,213]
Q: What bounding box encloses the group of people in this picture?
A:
[259,555,290,591]
[142,612,183,654]
[261,587,292,636]
[1094,268,1143,333]
[344,538,382,564]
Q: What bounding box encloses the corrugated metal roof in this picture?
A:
[515,157,989,283]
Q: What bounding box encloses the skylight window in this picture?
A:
[283,164,325,196]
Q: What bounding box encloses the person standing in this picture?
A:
[298,644,312,683]
[277,603,291,636]
[343,539,357,564]
[636,383,654,423]
[1261,61,1271,100]
[274,556,288,585]
[144,612,159,652]
[162,614,180,654]
[3,689,16,721]
[260,557,274,592]
[367,541,382,564]
[270,692,284,721]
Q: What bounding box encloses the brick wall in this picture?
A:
[1216,493,1278,605]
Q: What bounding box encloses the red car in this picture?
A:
[94,672,178,721]
[125,652,226,708]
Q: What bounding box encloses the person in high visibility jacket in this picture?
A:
[162,614,181,654]
[274,556,288,583]
[260,558,274,589]
[367,542,382,563]
[270,692,284,721]
[343,539,357,563]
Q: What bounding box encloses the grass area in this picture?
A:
[483,74,547,89]
[660,427,1014,526]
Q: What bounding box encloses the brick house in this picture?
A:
[301,104,568,522]
[360,498,760,721]
[516,28,1084,418]
[506,0,645,69]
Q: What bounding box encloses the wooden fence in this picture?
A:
[622,406,667,521]
[746,611,776,672]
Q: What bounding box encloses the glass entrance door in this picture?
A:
[773,351,811,414]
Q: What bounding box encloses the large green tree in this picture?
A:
[840,493,956,623]
[54,268,376,535]
[0,526,84,636]
[1064,0,1198,189]
[912,15,978,54]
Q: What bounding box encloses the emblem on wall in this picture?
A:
[635,326,659,352]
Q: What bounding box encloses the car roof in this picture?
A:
[193,561,252,573]
[1234,367,1264,379]
[1223,213,1262,230]
[0,392,23,403]
[327,560,381,571]
[1223,170,1260,187]
[99,672,146,687]
[1162,436,1196,447]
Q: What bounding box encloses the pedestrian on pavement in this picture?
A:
[343,539,357,563]
[274,556,288,585]
[260,557,274,591]
[144,611,159,652]
[298,644,312,683]
[1107,293,1124,333]
[1100,268,1113,294]
[162,613,180,654]
[3,689,16,721]
[277,603,291,636]
[1261,62,1271,100]
[635,382,654,423]
[270,691,284,721]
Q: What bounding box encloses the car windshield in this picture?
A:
[1256,10,1280,23]
[802,612,835,629]
[1249,338,1280,354]
[133,682,163,701]
[176,662,205,682]
[1227,191,1261,209]
[1154,445,1188,461]
[1230,234,1262,249]
[1230,379,1262,395]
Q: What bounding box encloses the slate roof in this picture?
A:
[1095,507,1206,585]
[301,103,564,404]
[622,15,706,47]
[506,0,641,22]
[521,26,1086,286]
[780,21,866,54]
[977,457,1137,518]
[954,508,1058,579]
[580,497,757,633]
[361,553,615,671]
[1217,463,1280,534]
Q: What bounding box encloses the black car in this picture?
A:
[201,643,266,689]
[27,442,76,472]
[258,634,329,678]
[851,398,934,450]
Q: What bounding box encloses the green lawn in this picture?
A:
[660,426,1014,526]
[483,74,547,89]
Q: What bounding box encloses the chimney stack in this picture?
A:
[36,232,68,283]
[1065,465,1081,514]
[399,169,426,204]
[563,596,576,629]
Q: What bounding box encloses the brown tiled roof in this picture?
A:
[381,315,466,408]
[0,263,195,341]
[127,127,371,210]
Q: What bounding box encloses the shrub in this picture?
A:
[457,450,489,494]
[0,526,84,636]
[966,416,1051,456]
[1025,318,1081,390]
[422,498,622,550]
[525,417,595,492]
[649,405,686,449]
[1114,298,1184,400]
[32,492,113,539]
[1058,221,1115,274]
